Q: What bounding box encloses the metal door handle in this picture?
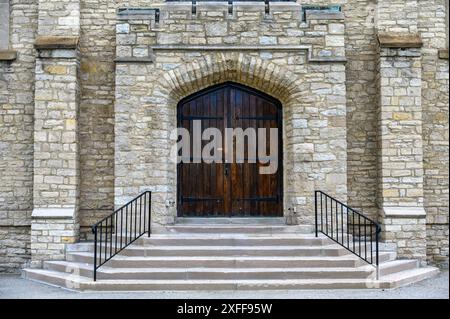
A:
[224,166,229,176]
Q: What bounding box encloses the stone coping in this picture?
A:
[438,49,449,59]
[0,50,17,61]
[382,207,426,218]
[377,33,423,48]
[32,207,76,219]
[35,36,79,50]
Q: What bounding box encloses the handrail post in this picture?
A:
[93,226,98,281]
[376,225,380,280]
[148,191,151,237]
[314,191,318,237]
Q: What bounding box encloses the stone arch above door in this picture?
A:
[155,52,302,106]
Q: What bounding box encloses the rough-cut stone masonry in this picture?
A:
[0,0,448,271]
[29,0,82,267]
[0,226,30,272]
[376,44,427,262]
[375,0,425,262]
[0,0,37,271]
[114,2,348,228]
[78,0,116,239]
[418,0,449,268]
[343,0,379,221]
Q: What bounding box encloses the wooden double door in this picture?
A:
[177,82,283,217]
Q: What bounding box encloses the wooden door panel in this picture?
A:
[177,82,282,217]
[229,87,282,217]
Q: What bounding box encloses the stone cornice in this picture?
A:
[34,36,79,50]
[0,50,17,61]
[377,33,423,48]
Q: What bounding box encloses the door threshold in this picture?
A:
[175,217,285,225]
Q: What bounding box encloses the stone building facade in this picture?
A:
[0,0,448,272]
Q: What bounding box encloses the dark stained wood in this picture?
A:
[177,82,283,217]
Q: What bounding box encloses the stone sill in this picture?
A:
[438,49,449,60]
[114,57,154,63]
[0,50,17,61]
[32,207,76,219]
[377,33,423,48]
[35,36,79,50]
[383,207,426,218]
[305,11,344,20]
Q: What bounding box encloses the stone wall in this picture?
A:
[376,0,418,33]
[418,0,449,268]
[37,0,79,36]
[0,0,38,272]
[114,2,348,227]
[78,0,116,238]
[0,226,30,272]
[373,0,448,265]
[0,0,448,271]
[342,0,379,221]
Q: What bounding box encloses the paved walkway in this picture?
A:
[0,271,448,299]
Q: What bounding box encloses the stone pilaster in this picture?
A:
[31,0,80,267]
[376,33,426,262]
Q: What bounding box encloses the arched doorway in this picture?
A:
[177,82,283,217]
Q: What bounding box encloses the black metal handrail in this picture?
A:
[91,191,151,281]
[314,190,381,279]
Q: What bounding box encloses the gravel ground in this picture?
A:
[0,270,448,299]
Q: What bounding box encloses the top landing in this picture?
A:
[153,217,315,235]
[175,217,285,225]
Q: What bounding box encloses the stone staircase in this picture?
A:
[22,218,439,291]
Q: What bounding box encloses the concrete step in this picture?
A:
[136,234,328,246]
[22,225,439,292]
[114,244,351,257]
[23,268,393,290]
[23,266,440,291]
[67,252,368,268]
[159,224,313,234]
[44,260,375,280]
[379,267,440,289]
[68,235,329,253]
[379,260,418,276]
[66,251,396,268]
